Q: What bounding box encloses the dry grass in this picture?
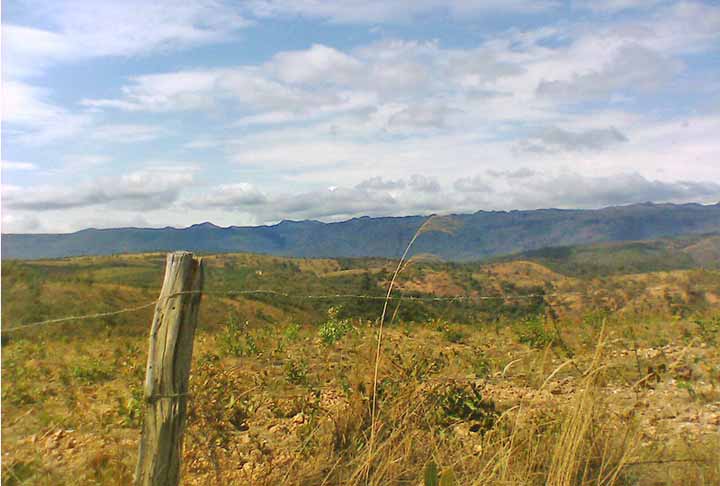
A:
[3,312,719,485]
[3,248,719,485]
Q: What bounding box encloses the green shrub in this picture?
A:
[1,354,41,406]
[516,315,555,349]
[434,320,466,344]
[393,351,447,382]
[284,322,301,341]
[285,358,309,385]
[472,353,492,378]
[117,385,143,427]
[318,307,352,345]
[71,358,114,384]
[583,310,609,329]
[694,316,720,345]
[218,314,249,357]
[424,462,457,486]
[431,382,497,434]
[2,460,40,486]
[245,334,259,356]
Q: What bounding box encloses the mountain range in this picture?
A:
[3,202,719,261]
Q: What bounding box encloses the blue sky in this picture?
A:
[2,0,720,233]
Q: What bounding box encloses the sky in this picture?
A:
[2,0,720,234]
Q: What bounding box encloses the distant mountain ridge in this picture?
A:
[3,202,720,261]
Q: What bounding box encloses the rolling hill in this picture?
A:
[2,202,719,261]
[501,232,720,276]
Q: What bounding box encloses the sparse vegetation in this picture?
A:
[2,251,720,485]
[317,306,353,345]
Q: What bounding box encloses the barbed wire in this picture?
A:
[5,281,710,334]
[2,301,158,334]
[167,288,580,302]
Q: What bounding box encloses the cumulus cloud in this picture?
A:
[487,168,536,179]
[80,39,523,124]
[516,127,628,153]
[269,187,399,220]
[183,172,720,221]
[454,176,491,193]
[388,103,464,130]
[82,67,356,117]
[355,177,406,191]
[513,172,720,208]
[537,44,683,101]
[1,212,44,233]
[185,183,268,209]
[407,175,442,193]
[2,170,192,211]
[3,0,720,232]
[5,170,720,232]
[188,172,719,220]
[2,1,253,145]
[268,44,363,85]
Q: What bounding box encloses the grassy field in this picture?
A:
[2,251,720,485]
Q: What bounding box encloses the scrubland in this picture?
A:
[2,252,719,485]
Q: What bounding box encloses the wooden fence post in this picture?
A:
[135,251,204,486]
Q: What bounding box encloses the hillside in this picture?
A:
[3,250,720,485]
[3,202,720,261]
[503,233,720,276]
[3,247,719,336]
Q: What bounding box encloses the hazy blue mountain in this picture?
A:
[3,202,719,261]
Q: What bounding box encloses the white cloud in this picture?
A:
[82,67,359,117]
[62,155,112,170]
[513,172,720,208]
[572,0,665,13]
[248,0,559,24]
[268,44,363,84]
[2,169,193,211]
[2,25,74,78]
[643,1,720,54]
[1,212,44,233]
[388,103,464,131]
[1,160,37,171]
[487,168,536,179]
[3,0,250,79]
[81,70,223,112]
[2,81,91,143]
[3,0,720,233]
[1,84,164,145]
[407,175,442,193]
[267,187,399,221]
[185,183,268,209]
[80,39,525,123]
[454,176,491,193]
[516,126,628,153]
[537,44,683,101]
[5,168,720,233]
[356,177,406,191]
[90,124,168,143]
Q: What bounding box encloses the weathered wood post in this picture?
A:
[135,251,204,486]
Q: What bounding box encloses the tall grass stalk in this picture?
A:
[366,215,440,480]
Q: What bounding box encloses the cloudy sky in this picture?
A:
[2,0,719,233]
